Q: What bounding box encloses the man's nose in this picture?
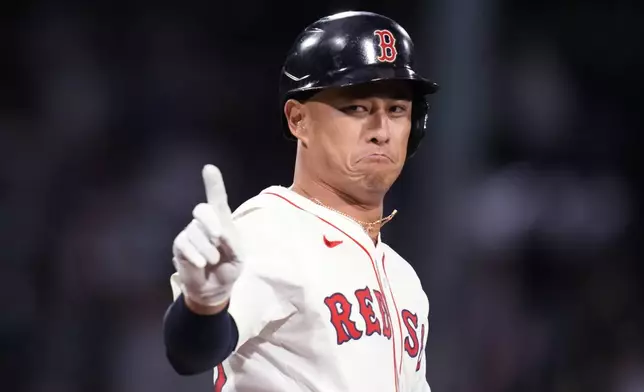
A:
[366,111,391,145]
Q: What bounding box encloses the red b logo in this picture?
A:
[374,30,398,63]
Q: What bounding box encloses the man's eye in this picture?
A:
[390,105,408,113]
[342,105,368,113]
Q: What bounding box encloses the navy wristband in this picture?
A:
[163,294,239,375]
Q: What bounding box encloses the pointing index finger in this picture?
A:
[202,164,232,218]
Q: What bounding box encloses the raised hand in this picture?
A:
[172,165,244,311]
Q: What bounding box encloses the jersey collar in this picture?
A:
[260,185,381,252]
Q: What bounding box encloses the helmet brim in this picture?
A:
[284,64,439,103]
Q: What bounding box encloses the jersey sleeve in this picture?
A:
[168,197,303,354]
[413,310,431,392]
[226,204,303,351]
[414,351,432,392]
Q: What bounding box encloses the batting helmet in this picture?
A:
[279,11,439,158]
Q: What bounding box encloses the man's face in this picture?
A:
[297,80,414,194]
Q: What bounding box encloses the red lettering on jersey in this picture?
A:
[214,364,227,392]
[416,323,426,371]
[324,292,363,344]
[374,30,398,63]
[401,309,420,358]
[373,289,392,339]
[355,287,382,336]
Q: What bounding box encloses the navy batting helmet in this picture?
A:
[279,11,439,158]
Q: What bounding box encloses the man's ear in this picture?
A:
[284,99,309,146]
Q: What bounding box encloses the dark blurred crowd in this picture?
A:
[2,1,642,392]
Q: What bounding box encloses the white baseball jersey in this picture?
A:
[170,185,431,392]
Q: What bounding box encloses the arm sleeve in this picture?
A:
[163,293,239,375]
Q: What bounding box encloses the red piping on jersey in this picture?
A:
[382,254,404,375]
[264,192,400,392]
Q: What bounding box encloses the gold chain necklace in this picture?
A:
[311,198,398,234]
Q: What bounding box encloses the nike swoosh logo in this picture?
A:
[323,235,343,248]
[284,70,310,82]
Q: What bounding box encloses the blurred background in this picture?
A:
[1,1,642,391]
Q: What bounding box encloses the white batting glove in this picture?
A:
[172,164,244,308]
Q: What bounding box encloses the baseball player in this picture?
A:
[163,11,439,392]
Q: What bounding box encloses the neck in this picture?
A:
[291,175,386,243]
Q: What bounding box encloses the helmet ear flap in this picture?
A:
[407,99,429,158]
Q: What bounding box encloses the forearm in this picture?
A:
[163,293,239,375]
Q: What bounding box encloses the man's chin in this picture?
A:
[361,171,399,194]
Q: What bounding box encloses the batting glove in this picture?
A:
[172,164,244,308]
